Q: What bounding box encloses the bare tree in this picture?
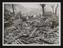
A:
[55,4,58,15]
[51,5,55,14]
[12,4,15,15]
[51,4,58,15]
[40,4,46,16]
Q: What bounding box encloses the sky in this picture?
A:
[4,2,61,16]
[15,3,60,11]
[21,4,41,9]
[16,3,60,16]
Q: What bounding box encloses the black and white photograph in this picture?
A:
[2,2,61,46]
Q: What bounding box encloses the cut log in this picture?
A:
[29,28,37,37]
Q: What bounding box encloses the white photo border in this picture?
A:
[2,2,61,46]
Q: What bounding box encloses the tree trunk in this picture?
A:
[42,7,45,16]
[12,4,15,15]
[55,4,58,15]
